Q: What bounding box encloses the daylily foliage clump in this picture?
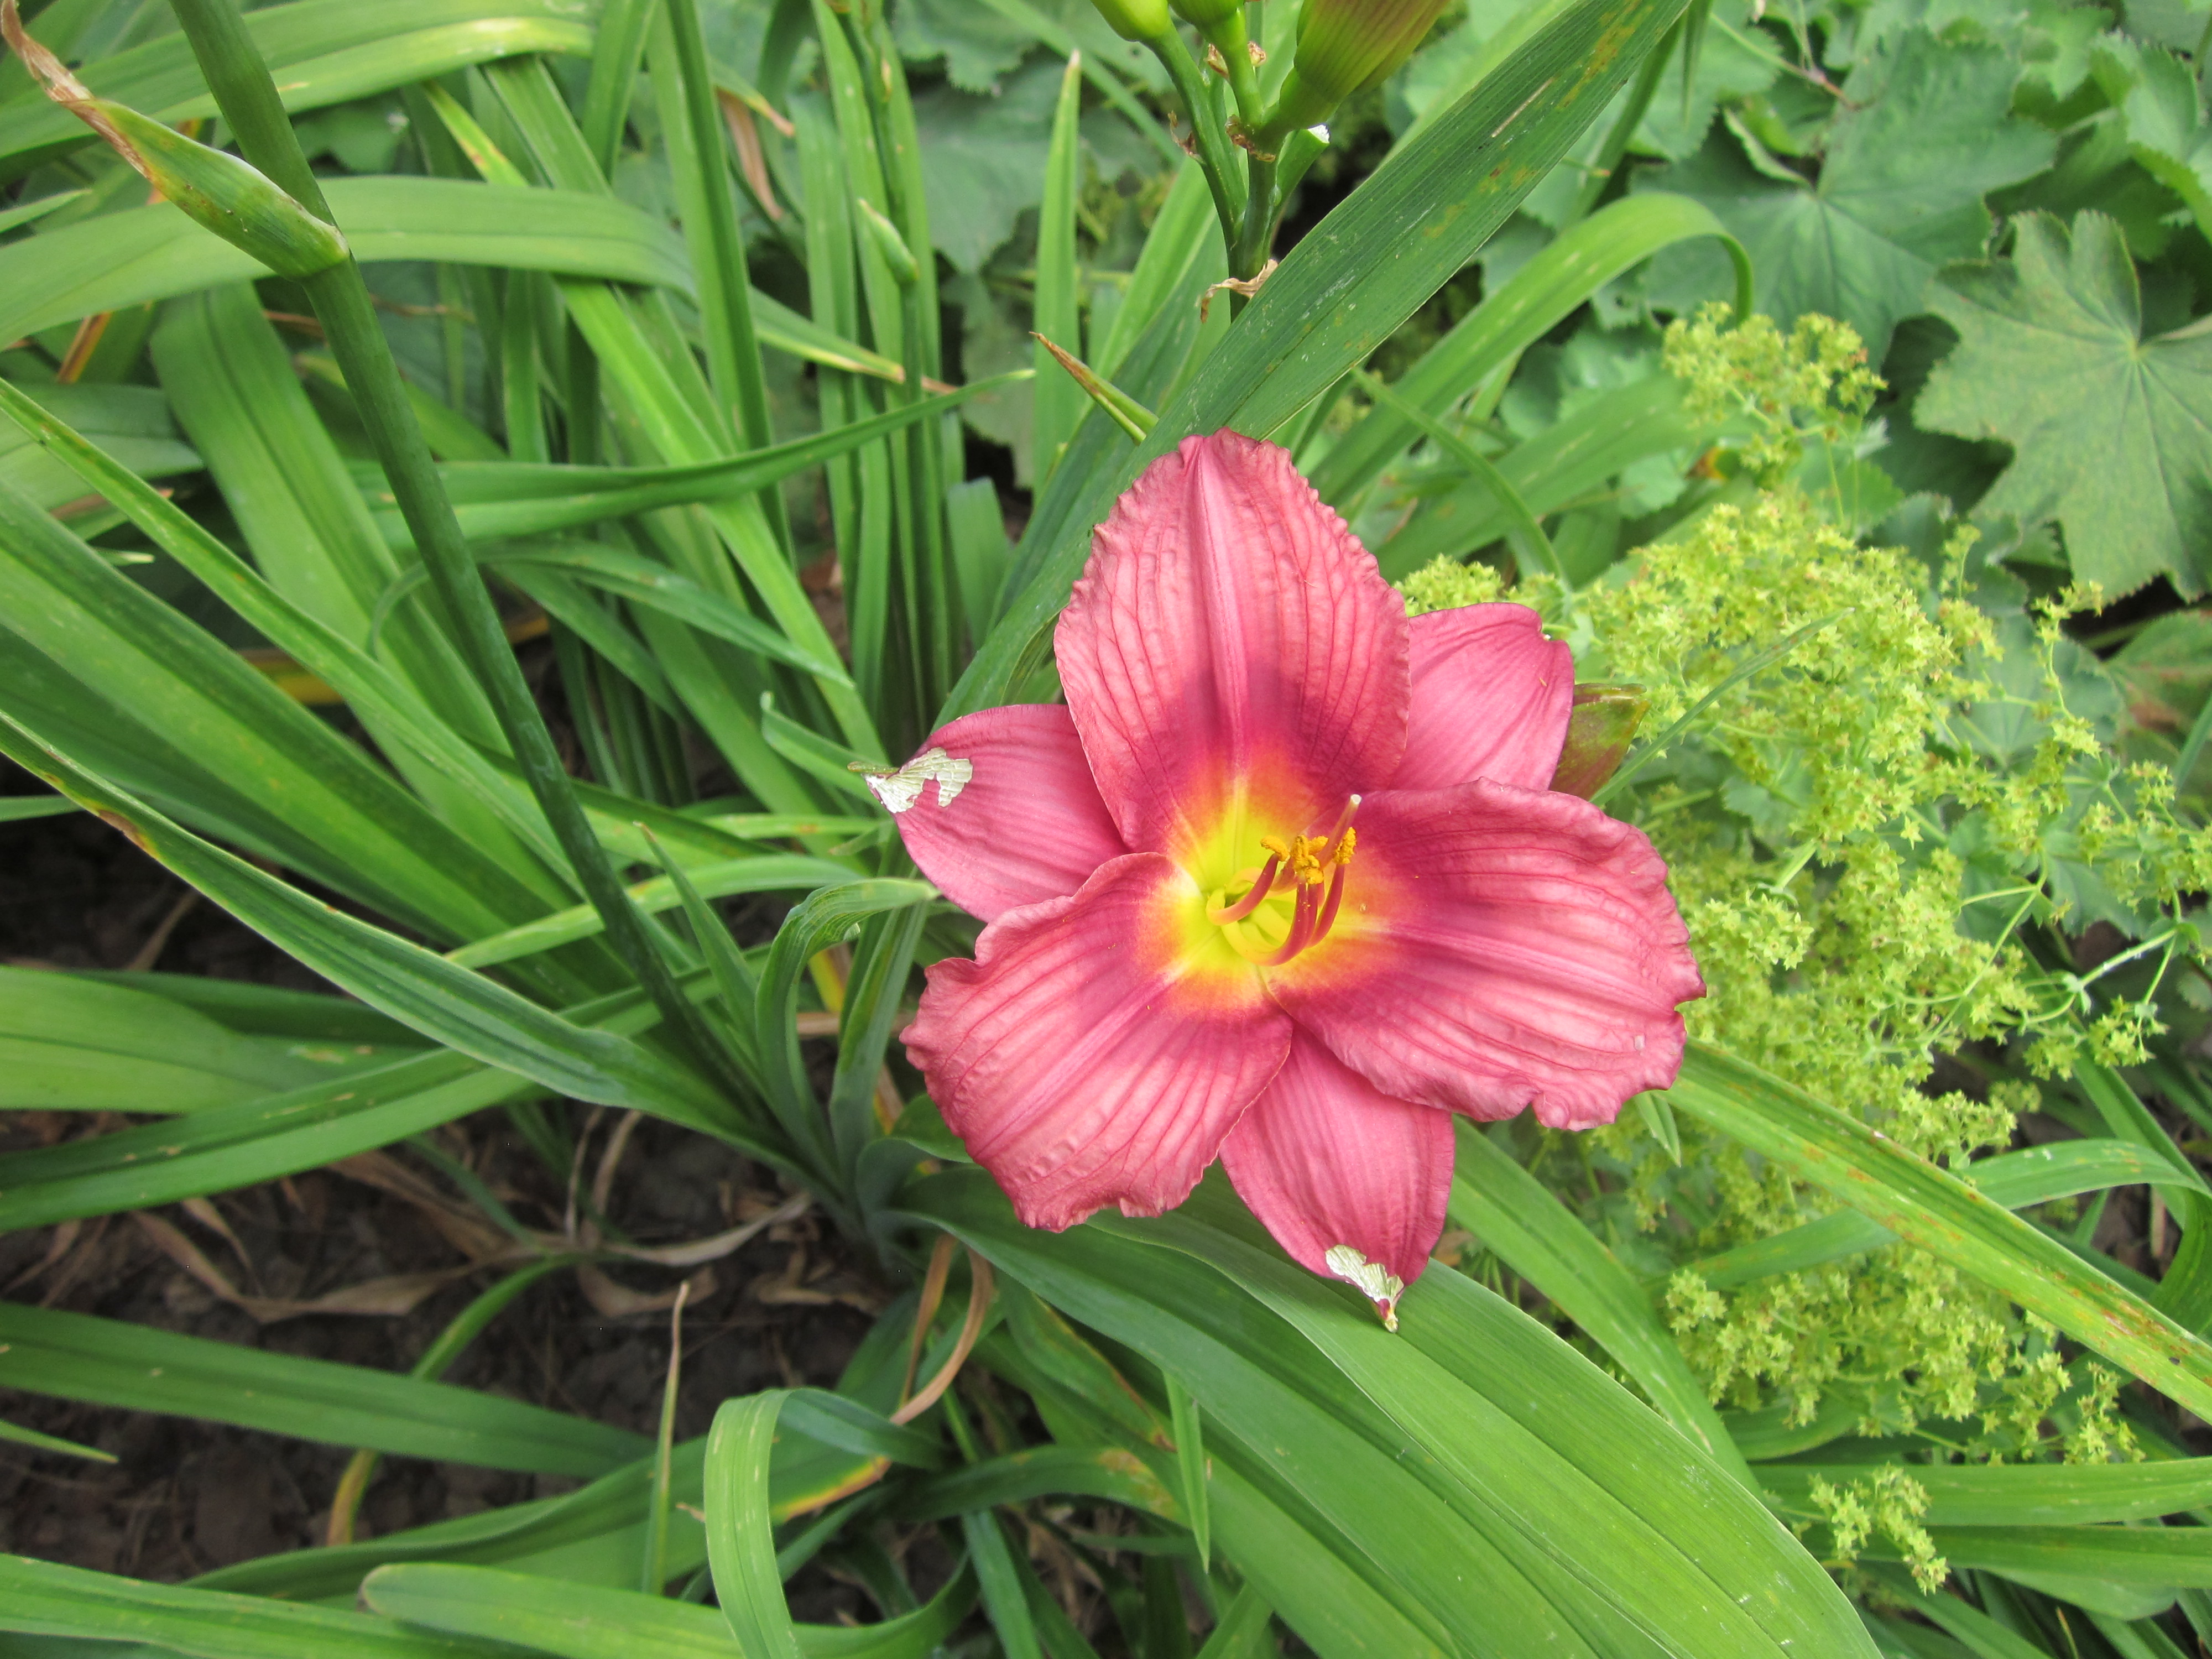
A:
[885,434,1702,1322]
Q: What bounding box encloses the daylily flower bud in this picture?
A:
[1087,0,1172,41]
[2,0,347,280]
[1274,0,1452,131]
[1550,684,1648,800]
[855,197,920,288]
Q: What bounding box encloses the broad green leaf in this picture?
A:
[1666,1044,2212,1422]
[1642,29,2055,358]
[0,965,402,1113]
[0,1553,518,1659]
[2105,39,2212,245]
[705,1394,807,1659]
[952,0,1699,718]
[1681,1138,2204,1288]
[0,1303,646,1476]
[1448,1122,1750,1481]
[1760,1458,2212,1526]
[1917,210,2212,597]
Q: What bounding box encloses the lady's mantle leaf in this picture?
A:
[1643,29,2055,358]
[1918,210,2212,599]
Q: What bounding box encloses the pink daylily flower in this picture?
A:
[888,432,1702,1326]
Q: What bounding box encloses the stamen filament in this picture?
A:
[1206,853,1282,924]
[1258,880,1319,966]
[1310,857,1350,947]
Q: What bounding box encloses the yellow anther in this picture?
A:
[1259,835,1292,862]
[1333,827,1357,865]
[1288,833,1326,885]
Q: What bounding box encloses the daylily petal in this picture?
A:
[1221,1031,1452,1321]
[1394,603,1573,792]
[1269,782,1703,1129]
[1056,432,1409,862]
[888,705,1127,922]
[906,853,1292,1229]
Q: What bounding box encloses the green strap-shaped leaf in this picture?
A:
[0,374,572,886]
[1131,1200,1872,1659]
[0,469,544,943]
[912,1167,1865,1657]
[1666,1043,2212,1421]
[752,880,938,1181]
[362,1559,978,1658]
[0,1553,523,1659]
[1448,1122,1752,1483]
[895,1443,1182,1526]
[1310,190,1748,508]
[0,0,596,170]
[0,176,894,383]
[1681,1137,2204,1289]
[0,1302,645,1477]
[1759,1457,2212,1526]
[448,855,858,971]
[0,713,750,1144]
[705,1393,808,1659]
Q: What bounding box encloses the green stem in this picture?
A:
[1212,9,1266,133]
[163,0,746,1105]
[1234,151,1277,284]
[1146,27,1242,257]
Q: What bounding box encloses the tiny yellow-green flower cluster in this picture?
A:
[1401,307,2208,1497]
[1810,1465,1946,1593]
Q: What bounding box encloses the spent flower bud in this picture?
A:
[1274,0,1452,131]
[1550,684,1647,800]
[2,0,347,279]
[1086,0,1172,40]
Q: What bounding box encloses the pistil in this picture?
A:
[1206,837,1287,924]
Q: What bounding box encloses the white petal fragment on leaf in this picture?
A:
[859,747,974,814]
[1324,1243,1406,1332]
